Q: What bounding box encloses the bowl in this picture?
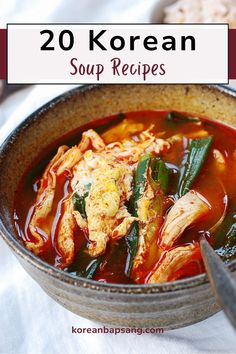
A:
[0,84,236,329]
[150,0,176,23]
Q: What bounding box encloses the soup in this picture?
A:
[14,111,236,284]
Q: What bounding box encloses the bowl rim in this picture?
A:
[0,83,236,294]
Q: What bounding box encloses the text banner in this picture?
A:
[7,24,228,84]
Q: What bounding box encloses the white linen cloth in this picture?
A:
[1,1,236,353]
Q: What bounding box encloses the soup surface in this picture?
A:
[14,111,236,284]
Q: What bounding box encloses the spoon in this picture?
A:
[200,237,236,329]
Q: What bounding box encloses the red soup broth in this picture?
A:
[14,111,236,284]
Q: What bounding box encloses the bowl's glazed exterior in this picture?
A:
[1,84,236,329]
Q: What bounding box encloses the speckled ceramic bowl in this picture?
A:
[150,0,176,23]
[0,84,236,329]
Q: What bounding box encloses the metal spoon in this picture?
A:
[200,237,236,329]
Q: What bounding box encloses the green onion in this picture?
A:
[125,221,139,277]
[167,111,200,123]
[125,155,169,276]
[77,257,103,279]
[72,184,91,218]
[76,257,102,279]
[151,157,169,194]
[178,136,213,197]
[71,183,101,279]
[132,154,152,216]
[215,221,236,262]
[125,155,151,276]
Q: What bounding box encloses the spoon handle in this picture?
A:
[200,238,236,330]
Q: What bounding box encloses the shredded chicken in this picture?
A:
[137,184,155,222]
[79,129,106,152]
[111,217,138,240]
[148,244,200,284]
[73,210,87,231]
[57,198,76,266]
[132,183,166,279]
[132,184,157,273]
[213,149,226,172]
[27,145,81,255]
[27,146,68,254]
[53,146,82,175]
[159,190,210,249]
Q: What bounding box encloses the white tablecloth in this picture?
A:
[1,1,236,353]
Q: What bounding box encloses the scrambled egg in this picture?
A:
[86,166,132,256]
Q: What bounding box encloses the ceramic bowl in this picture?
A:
[1,84,236,329]
[150,0,176,23]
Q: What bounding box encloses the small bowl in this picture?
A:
[0,84,236,329]
[150,0,177,23]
